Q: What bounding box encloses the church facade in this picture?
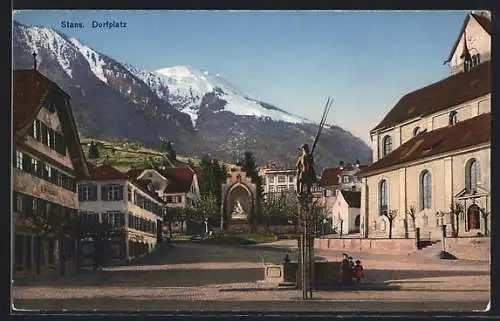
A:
[360,11,491,240]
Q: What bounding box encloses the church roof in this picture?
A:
[371,60,490,133]
[362,113,490,177]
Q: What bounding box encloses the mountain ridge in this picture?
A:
[12,20,372,168]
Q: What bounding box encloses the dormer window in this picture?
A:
[449,111,458,125]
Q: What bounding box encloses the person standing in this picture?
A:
[354,260,364,284]
[340,253,350,285]
[348,256,355,284]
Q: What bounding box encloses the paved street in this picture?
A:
[12,241,490,313]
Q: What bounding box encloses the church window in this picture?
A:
[379,180,388,216]
[382,136,392,157]
[449,111,458,125]
[466,159,481,192]
[420,170,432,210]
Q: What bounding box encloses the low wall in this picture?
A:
[314,238,418,256]
[256,225,296,234]
[445,237,490,261]
[263,261,341,286]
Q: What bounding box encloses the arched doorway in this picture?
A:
[227,184,253,221]
[467,204,480,231]
[354,215,360,232]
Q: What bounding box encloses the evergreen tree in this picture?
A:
[159,139,177,160]
[240,151,264,231]
[88,141,100,159]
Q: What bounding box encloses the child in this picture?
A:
[354,260,364,284]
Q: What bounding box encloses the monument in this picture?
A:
[296,97,332,300]
[220,166,257,233]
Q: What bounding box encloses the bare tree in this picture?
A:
[479,207,490,236]
[449,203,464,237]
[385,209,399,239]
[24,212,51,276]
[406,205,417,231]
[337,214,344,237]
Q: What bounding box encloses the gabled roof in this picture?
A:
[472,12,491,35]
[362,113,491,177]
[157,167,196,194]
[319,168,341,186]
[371,60,490,133]
[126,168,148,180]
[446,13,491,63]
[341,190,361,208]
[319,164,368,187]
[13,69,89,179]
[88,165,164,204]
[89,164,128,180]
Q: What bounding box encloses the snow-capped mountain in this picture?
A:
[13,20,372,168]
[124,64,310,127]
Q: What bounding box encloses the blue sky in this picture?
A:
[13,10,469,144]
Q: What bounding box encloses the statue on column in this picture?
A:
[296,143,316,197]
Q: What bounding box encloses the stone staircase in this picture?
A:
[413,240,443,258]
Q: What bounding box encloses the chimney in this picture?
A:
[32,51,37,70]
[356,159,360,168]
[339,160,344,170]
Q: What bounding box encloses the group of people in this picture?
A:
[340,253,364,285]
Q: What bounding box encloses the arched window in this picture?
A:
[449,111,458,125]
[379,180,388,216]
[413,127,420,137]
[466,159,481,191]
[420,170,432,210]
[382,136,392,157]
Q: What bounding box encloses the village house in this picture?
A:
[319,160,368,194]
[126,166,200,233]
[329,190,361,235]
[13,68,89,278]
[259,164,297,195]
[77,164,164,264]
[360,10,491,240]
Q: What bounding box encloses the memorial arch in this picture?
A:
[221,166,257,233]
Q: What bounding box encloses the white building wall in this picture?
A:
[78,179,127,215]
[364,145,490,239]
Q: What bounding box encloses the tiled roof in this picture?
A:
[13,69,89,179]
[89,164,129,180]
[157,167,195,194]
[341,191,361,208]
[88,165,164,203]
[319,168,341,186]
[471,12,491,35]
[319,164,368,187]
[13,70,52,134]
[371,60,490,132]
[126,168,146,180]
[361,113,491,176]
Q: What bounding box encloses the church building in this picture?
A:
[359,11,491,240]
